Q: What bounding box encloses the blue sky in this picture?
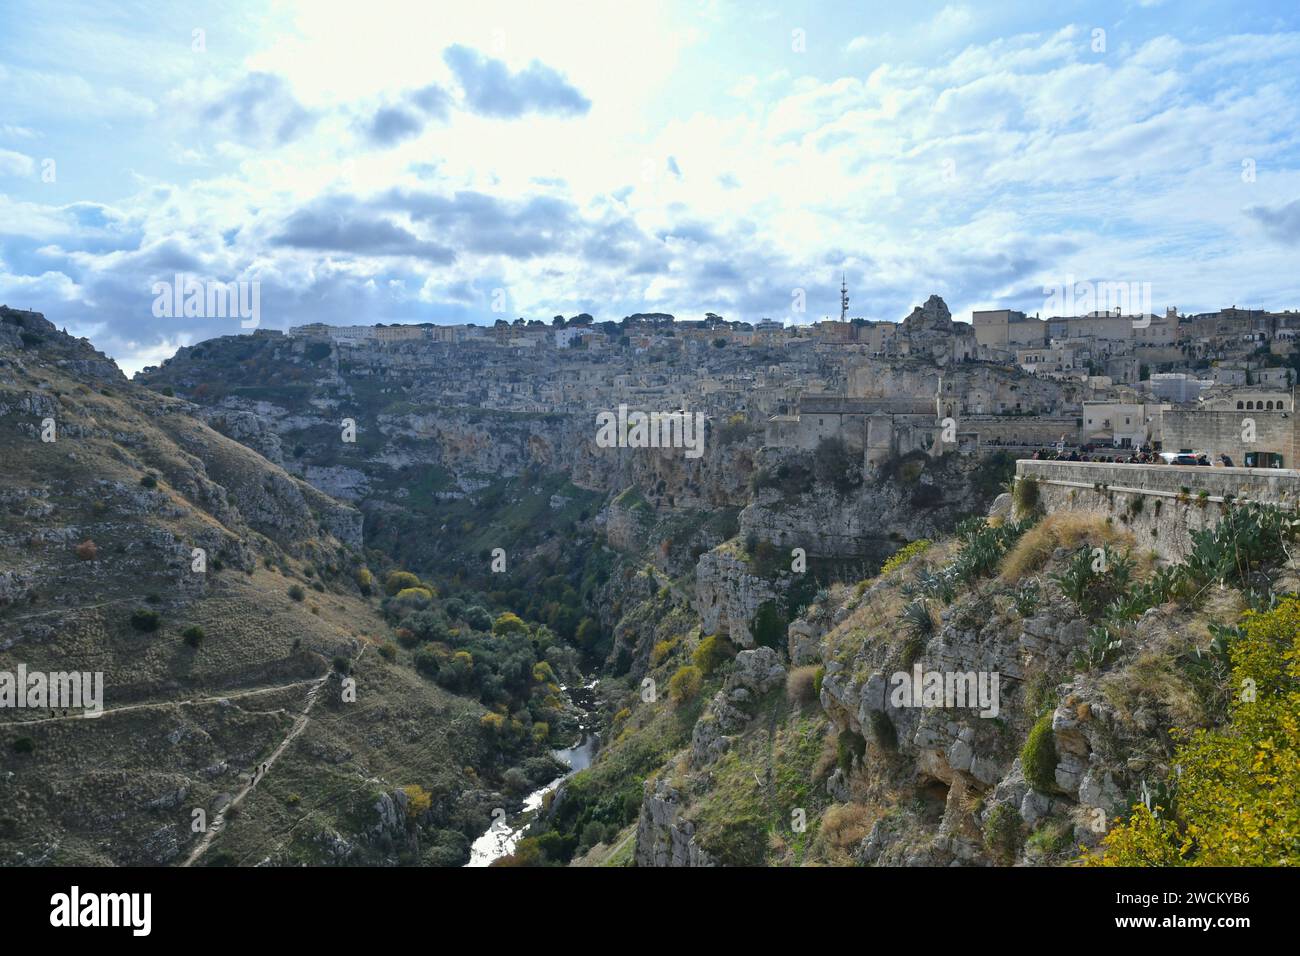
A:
[1,0,1299,372]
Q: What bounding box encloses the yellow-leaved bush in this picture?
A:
[1088,596,1300,866]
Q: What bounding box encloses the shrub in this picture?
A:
[287,584,305,602]
[492,612,528,636]
[950,516,1032,585]
[1012,475,1040,516]
[377,641,397,661]
[650,638,677,668]
[1026,819,1074,858]
[74,539,97,561]
[1090,597,1300,866]
[880,539,931,576]
[181,625,205,648]
[139,473,158,489]
[693,634,734,674]
[531,722,550,743]
[463,605,493,631]
[786,665,820,705]
[667,665,703,706]
[384,570,422,596]
[532,661,556,683]
[332,656,351,675]
[983,802,1024,862]
[1076,626,1123,671]
[129,608,161,632]
[13,737,34,754]
[355,567,373,595]
[813,666,825,698]
[579,820,612,852]
[403,784,432,820]
[1021,713,1059,794]
[413,644,441,676]
[393,586,434,608]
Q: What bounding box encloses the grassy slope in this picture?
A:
[0,332,487,865]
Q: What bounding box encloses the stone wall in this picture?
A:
[1162,407,1297,468]
[1016,459,1300,560]
[963,416,1080,447]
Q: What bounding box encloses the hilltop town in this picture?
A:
[156,289,1300,473]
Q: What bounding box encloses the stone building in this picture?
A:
[1162,387,1297,467]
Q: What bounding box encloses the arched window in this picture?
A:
[1267,401,1274,410]
[1237,401,1244,409]
[1246,401,1255,410]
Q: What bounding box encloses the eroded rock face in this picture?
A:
[787,618,824,665]
[634,778,714,867]
[199,408,286,466]
[694,548,782,648]
[730,647,786,696]
[688,648,788,768]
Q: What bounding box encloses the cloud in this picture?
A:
[272,197,456,262]
[385,189,584,258]
[0,148,35,177]
[361,84,451,146]
[443,45,591,118]
[201,73,316,147]
[1245,199,1300,246]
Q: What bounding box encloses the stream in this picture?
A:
[464,678,600,866]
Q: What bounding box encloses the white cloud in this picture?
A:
[0,148,35,177]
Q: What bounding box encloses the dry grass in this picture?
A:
[811,802,877,864]
[999,512,1135,584]
[786,665,820,706]
[1100,648,1205,730]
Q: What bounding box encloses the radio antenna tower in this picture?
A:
[840,273,849,321]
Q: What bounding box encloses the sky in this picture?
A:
[1,0,1299,374]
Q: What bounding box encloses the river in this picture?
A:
[464,678,599,866]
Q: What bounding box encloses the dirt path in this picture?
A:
[0,676,323,728]
[181,646,366,867]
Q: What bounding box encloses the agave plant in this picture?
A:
[909,566,957,604]
[899,598,936,641]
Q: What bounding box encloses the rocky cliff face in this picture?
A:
[694,547,784,648]
[634,779,715,867]
[614,484,1298,867]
